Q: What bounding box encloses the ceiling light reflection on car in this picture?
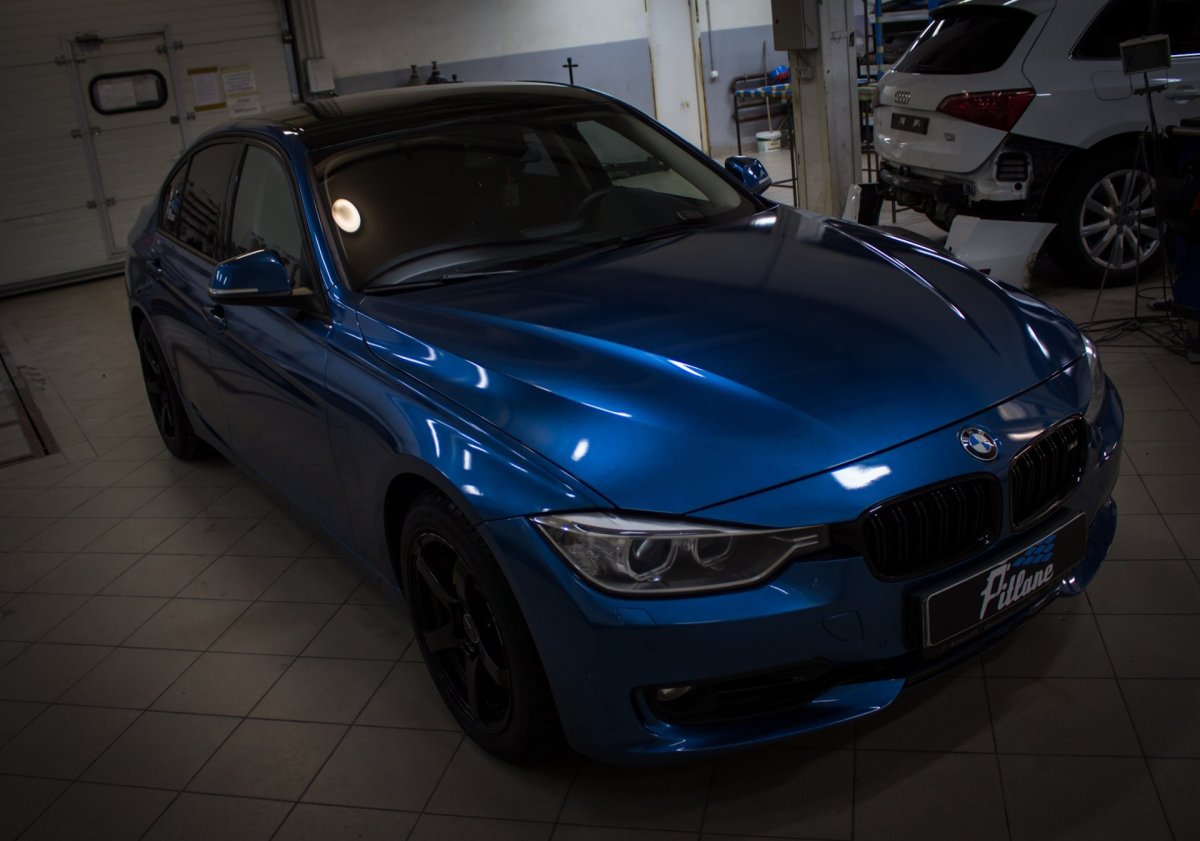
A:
[832,464,891,490]
[331,198,362,233]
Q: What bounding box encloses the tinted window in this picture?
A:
[160,163,187,238]
[894,7,1034,75]
[230,146,309,288]
[1162,0,1200,54]
[177,143,239,259]
[1076,0,1200,58]
[318,104,756,291]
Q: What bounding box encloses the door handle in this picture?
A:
[203,304,227,331]
[1165,85,1199,102]
[146,257,163,277]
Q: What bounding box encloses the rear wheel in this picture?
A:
[1051,149,1161,286]
[401,490,562,761]
[137,322,206,460]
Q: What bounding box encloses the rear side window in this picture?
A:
[894,7,1035,75]
[1075,0,1200,58]
[177,143,240,259]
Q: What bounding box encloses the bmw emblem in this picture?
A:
[960,427,999,461]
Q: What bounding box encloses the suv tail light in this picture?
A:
[936,89,1035,132]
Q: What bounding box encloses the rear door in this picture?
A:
[876,4,1045,173]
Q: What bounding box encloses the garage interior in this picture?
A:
[1,1,1199,840]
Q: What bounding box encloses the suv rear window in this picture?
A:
[894,7,1035,75]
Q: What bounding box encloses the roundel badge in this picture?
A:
[960,427,999,461]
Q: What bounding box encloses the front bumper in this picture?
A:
[482,372,1122,764]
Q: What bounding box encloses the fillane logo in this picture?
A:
[978,534,1057,620]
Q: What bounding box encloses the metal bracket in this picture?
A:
[85,198,117,209]
[168,112,196,124]
[69,127,102,139]
[157,40,183,54]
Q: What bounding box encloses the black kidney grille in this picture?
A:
[860,476,1001,579]
[1009,418,1088,528]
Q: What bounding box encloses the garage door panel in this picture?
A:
[0,208,111,285]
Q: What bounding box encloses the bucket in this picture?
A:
[756,130,782,153]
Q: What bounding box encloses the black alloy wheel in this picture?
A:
[401,490,562,761]
[137,322,205,460]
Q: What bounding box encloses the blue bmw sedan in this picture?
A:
[126,82,1122,764]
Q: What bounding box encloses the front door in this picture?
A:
[647,0,708,150]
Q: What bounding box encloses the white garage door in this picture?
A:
[0,0,296,296]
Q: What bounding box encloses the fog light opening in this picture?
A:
[654,685,695,703]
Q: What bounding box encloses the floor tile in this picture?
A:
[999,754,1171,841]
[1120,679,1200,757]
[25,553,141,595]
[201,484,277,519]
[856,676,993,753]
[6,486,100,520]
[83,517,186,554]
[854,751,1006,841]
[703,748,852,839]
[250,657,389,723]
[415,814,553,841]
[16,781,171,841]
[40,594,166,646]
[303,726,461,811]
[131,485,228,519]
[17,516,122,554]
[177,555,294,600]
[1097,615,1200,677]
[561,760,710,831]
[1086,560,1200,613]
[50,460,141,489]
[0,592,88,641]
[1165,514,1200,558]
[260,556,363,603]
[101,553,215,597]
[59,647,198,708]
[1121,409,1200,441]
[982,614,1113,678]
[153,652,292,716]
[0,518,55,552]
[154,518,259,556]
[123,598,249,650]
[0,700,44,746]
[210,601,337,656]
[0,643,111,702]
[226,517,315,557]
[1105,514,1183,559]
[302,604,414,659]
[988,677,1140,755]
[1111,475,1157,514]
[0,551,70,591]
[427,739,574,821]
[0,704,137,778]
[356,661,460,730]
[111,459,196,488]
[142,793,290,841]
[81,711,239,789]
[189,718,345,800]
[273,804,419,841]
[1124,441,1200,475]
[68,486,162,518]
[1149,758,1200,840]
[1142,475,1200,514]
[0,775,68,841]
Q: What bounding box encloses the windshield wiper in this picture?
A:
[361,268,520,295]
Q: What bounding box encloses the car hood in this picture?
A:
[355,207,1083,513]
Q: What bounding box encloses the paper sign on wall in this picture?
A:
[227,95,262,117]
[222,66,257,97]
[188,66,225,111]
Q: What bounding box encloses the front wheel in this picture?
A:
[400,490,563,761]
[1051,149,1162,287]
[137,321,206,460]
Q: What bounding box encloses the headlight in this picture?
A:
[1083,337,1105,423]
[531,512,828,595]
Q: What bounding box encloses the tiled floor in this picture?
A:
[0,257,1198,841]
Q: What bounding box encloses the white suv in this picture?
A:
[875,0,1200,284]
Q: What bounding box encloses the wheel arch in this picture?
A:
[1036,132,1144,220]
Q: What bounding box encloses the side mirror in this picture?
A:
[724,156,773,195]
[209,249,306,306]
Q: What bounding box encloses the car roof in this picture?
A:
[224,81,614,151]
[936,0,1056,14]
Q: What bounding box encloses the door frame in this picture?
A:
[647,0,711,153]
[62,26,189,259]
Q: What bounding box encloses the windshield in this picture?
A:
[316,103,759,290]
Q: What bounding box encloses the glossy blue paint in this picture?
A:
[125,83,1123,763]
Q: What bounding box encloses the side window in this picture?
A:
[1162,0,1200,55]
[1074,0,1150,59]
[575,120,704,200]
[160,163,187,238]
[229,146,309,288]
[177,143,240,258]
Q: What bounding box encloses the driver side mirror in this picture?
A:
[209,249,310,306]
[724,156,772,195]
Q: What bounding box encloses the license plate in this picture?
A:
[922,514,1087,648]
[890,113,929,135]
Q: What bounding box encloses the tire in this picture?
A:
[136,321,206,460]
[401,490,563,761]
[1050,148,1162,287]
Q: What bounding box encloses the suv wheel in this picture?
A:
[1052,148,1161,286]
